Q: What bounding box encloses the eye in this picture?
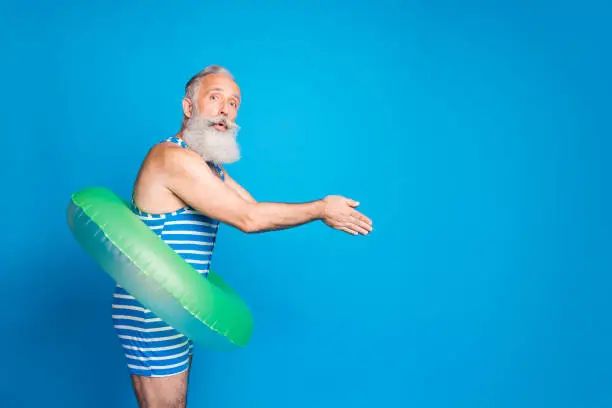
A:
[230,101,237,108]
[209,94,219,101]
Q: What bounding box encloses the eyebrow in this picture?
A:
[209,87,241,101]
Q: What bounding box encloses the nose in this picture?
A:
[217,99,229,117]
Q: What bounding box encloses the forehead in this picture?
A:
[198,74,241,99]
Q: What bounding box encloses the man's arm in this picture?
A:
[219,165,257,203]
[162,149,372,235]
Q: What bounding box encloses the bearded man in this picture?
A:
[111,65,373,407]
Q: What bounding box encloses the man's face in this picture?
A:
[192,74,241,129]
[180,73,242,164]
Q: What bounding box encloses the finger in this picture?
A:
[348,215,371,232]
[346,198,360,207]
[338,226,359,236]
[353,218,372,233]
[343,220,369,235]
[350,223,370,235]
[352,211,372,225]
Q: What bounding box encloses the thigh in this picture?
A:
[131,356,193,408]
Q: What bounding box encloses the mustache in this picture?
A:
[194,114,240,131]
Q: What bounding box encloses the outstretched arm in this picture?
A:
[163,148,372,235]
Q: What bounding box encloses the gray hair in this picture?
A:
[184,65,234,102]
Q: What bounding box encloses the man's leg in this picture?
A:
[130,358,192,408]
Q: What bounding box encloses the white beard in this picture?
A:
[181,114,241,164]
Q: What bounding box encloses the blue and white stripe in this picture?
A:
[112,136,224,377]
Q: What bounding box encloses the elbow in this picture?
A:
[239,220,257,234]
[238,207,260,233]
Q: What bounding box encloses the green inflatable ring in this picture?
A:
[66,186,254,350]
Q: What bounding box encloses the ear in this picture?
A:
[182,97,193,118]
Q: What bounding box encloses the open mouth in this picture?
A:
[211,121,228,131]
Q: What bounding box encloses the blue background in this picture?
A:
[1,0,610,407]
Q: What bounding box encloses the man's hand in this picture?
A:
[320,195,373,236]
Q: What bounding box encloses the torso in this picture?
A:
[131,205,220,278]
[128,135,225,278]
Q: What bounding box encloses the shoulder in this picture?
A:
[151,142,218,182]
[147,141,195,168]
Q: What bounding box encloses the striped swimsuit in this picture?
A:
[111,136,224,377]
